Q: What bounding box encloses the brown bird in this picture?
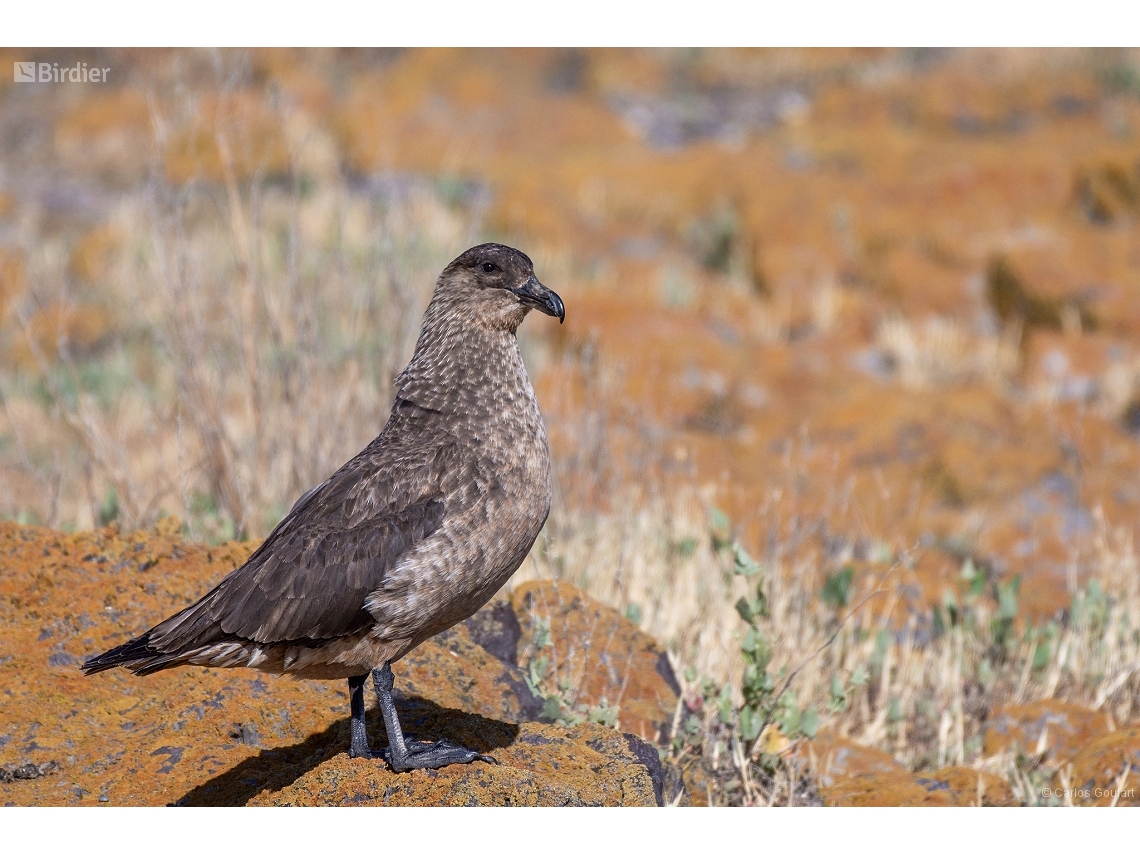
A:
[83,243,564,771]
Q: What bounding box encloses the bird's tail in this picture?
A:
[83,584,237,677]
[81,631,183,677]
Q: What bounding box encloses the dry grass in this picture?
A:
[874,312,1021,389]
[1,153,481,537]
[516,471,1140,804]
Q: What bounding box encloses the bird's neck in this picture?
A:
[394,317,532,418]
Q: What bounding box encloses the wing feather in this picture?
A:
[146,401,454,652]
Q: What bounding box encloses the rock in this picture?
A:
[983,699,1108,765]
[1067,725,1140,806]
[198,718,660,807]
[399,623,544,724]
[820,767,1014,807]
[0,760,60,784]
[0,521,672,806]
[808,731,903,786]
[913,766,1017,806]
[511,580,680,742]
[821,770,953,806]
[675,756,717,806]
[809,732,1015,806]
[807,732,919,805]
[462,600,524,666]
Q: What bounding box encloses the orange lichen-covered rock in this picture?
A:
[983,700,1109,765]
[398,620,544,725]
[511,580,681,743]
[807,731,1016,806]
[675,756,717,807]
[244,722,661,807]
[821,770,955,806]
[820,766,1016,807]
[0,521,670,806]
[807,732,918,806]
[1067,725,1140,806]
[807,731,903,786]
[914,766,1018,806]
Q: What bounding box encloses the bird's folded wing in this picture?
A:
[151,427,456,651]
[213,497,445,643]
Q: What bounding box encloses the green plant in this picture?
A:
[688,206,740,274]
[731,541,817,748]
[821,565,854,611]
[1070,579,1108,631]
[1031,621,1059,671]
[991,574,1022,653]
[98,487,119,526]
[670,536,699,559]
[961,557,986,599]
[708,506,733,552]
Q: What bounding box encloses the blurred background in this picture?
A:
[2,49,1140,787]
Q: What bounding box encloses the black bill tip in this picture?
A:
[514,276,565,323]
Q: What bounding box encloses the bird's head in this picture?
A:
[433,243,564,332]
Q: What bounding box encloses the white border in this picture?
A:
[3,805,1137,852]
[0,1,1132,48]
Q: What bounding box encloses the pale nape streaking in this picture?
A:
[83,243,565,771]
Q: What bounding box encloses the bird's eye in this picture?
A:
[482,262,497,273]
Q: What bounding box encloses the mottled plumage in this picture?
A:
[84,244,564,770]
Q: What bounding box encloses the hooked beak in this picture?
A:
[513,276,565,324]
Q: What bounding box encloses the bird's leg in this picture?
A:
[371,663,495,772]
[347,674,373,759]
